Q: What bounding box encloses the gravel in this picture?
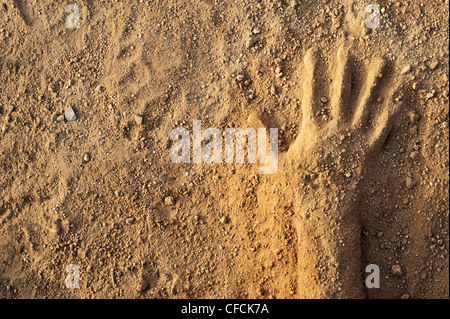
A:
[65,106,77,121]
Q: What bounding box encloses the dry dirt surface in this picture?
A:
[0,0,448,299]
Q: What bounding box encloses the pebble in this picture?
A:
[83,153,91,162]
[321,97,328,103]
[409,151,418,160]
[236,74,245,82]
[275,66,282,74]
[135,115,143,125]
[165,196,175,206]
[65,106,77,121]
[57,115,65,122]
[274,58,283,66]
[126,217,135,225]
[401,294,410,299]
[407,111,419,124]
[405,177,414,189]
[428,60,439,70]
[270,86,277,95]
[443,121,449,129]
[95,85,105,93]
[401,64,412,75]
[391,264,403,276]
[247,37,258,48]
[51,112,59,122]
[256,287,264,296]
[220,216,229,224]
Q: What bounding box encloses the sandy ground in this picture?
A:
[0,0,448,299]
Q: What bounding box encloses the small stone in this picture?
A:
[391,264,403,276]
[126,217,135,225]
[401,294,410,299]
[83,153,91,162]
[220,216,229,224]
[274,58,283,66]
[428,60,439,70]
[95,85,104,93]
[252,28,261,35]
[247,37,258,48]
[236,74,245,82]
[57,115,65,122]
[405,177,414,189]
[65,106,77,121]
[443,121,449,129]
[412,82,420,90]
[134,115,143,125]
[275,66,282,74]
[165,196,175,206]
[8,105,14,113]
[409,151,418,160]
[51,113,59,122]
[270,86,277,95]
[407,111,419,124]
[256,287,264,296]
[321,97,328,103]
[401,64,412,75]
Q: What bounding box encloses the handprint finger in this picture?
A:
[331,43,352,125]
[368,84,404,150]
[301,48,322,130]
[352,57,387,129]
